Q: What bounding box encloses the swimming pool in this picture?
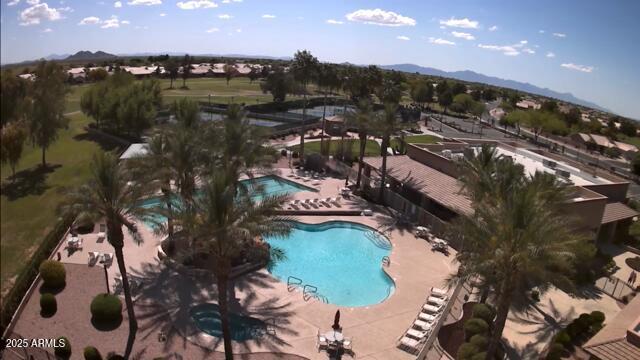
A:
[265,221,395,307]
[190,303,266,341]
[139,175,313,227]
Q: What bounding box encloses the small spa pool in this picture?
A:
[190,303,267,341]
[265,221,395,307]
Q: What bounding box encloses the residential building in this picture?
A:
[583,296,640,360]
[515,99,541,110]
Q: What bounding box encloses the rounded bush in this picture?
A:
[90,293,122,323]
[464,318,489,340]
[39,260,66,289]
[457,343,479,360]
[590,311,605,325]
[554,330,572,348]
[83,346,102,360]
[469,334,489,350]
[55,336,71,359]
[546,343,565,360]
[40,293,57,316]
[470,353,487,360]
[107,355,125,360]
[472,303,495,324]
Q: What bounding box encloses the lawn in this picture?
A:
[391,134,440,147]
[618,134,640,149]
[0,113,122,296]
[288,139,382,157]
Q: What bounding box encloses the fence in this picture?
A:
[595,275,635,301]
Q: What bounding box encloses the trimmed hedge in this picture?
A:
[90,293,122,323]
[457,342,480,360]
[107,355,125,360]
[40,293,57,316]
[0,214,75,333]
[546,343,565,360]
[464,318,489,340]
[469,334,489,350]
[471,303,495,324]
[83,346,103,360]
[39,260,66,289]
[55,336,71,359]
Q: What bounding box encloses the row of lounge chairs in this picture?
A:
[289,197,341,210]
[88,251,113,266]
[398,287,449,354]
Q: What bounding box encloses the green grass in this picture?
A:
[618,135,640,148]
[288,139,382,157]
[0,113,121,295]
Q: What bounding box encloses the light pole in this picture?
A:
[103,263,110,294]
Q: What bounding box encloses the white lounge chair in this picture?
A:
[342,337,352,351]
[97,224,106,241]
[422,304,442,313]
[332,197,341,205]
[431,287,448,298]
[316,330,328,352]
[418,313,437,322]
[406,328,429,340]
[414,319,433,331]
[427,296,446,306]
[101,253,113,265]
[88,251,99,264]
[398,336,420,354]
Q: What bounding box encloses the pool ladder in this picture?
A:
[382,256,391,267]
[287,276,303,292]
[365,230,393,250]
[303,285,329,304]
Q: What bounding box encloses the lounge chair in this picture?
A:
[303,199,312,207]
[418,313,437,322]
[88,251,100,264]
[316,330,328,352]
[406,328,429,340]
[427,296,446,306]
[97,224,106,241]
[431,287,448,298]
[422,304,442,313]
[414,320,433,331]
[342,337,352,351]
[398,336,420,354]
[101,253,113,265]
[332,197,341,205]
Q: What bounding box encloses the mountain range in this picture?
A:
[380,63,609,113]
[64,50,117,61]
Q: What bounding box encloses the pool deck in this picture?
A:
[8,190,457,359]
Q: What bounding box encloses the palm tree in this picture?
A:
[347,99,373,188]
[316,63,339,152]
[59,152,147,358]
[450,147,586,359]
[374,103,400,203]
[175,170,292,360]
[290,50,319,163]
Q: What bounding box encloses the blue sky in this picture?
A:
[2,0,639,119]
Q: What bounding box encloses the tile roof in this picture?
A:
[601,202,639,224]
[364,156,473,215]
[583,296,640,360]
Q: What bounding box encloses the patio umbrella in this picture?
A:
[332,310,341,330]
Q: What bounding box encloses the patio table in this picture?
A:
[324,330,344,343]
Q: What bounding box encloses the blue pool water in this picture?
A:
[140,175,313,227]
[190,303,266,340]
[265,221,395,307]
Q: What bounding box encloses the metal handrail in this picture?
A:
[382,256,391,266]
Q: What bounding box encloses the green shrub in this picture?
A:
[470,353,487,360]
[554,330,572,348]
[39,260,66,289]
[90,293,122,323]
[469,334,489,350]
[531,289,540,302]
[589,311,605,325]
[40,293,57,316]
[546,343,565,360]
[107,355,125,360]
[464,318,489,340]
[472,303,495,324]
[83,346,102,360]
[457,343,479,360]
[55,336,71,359]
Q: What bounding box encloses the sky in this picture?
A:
[1,0,639,119]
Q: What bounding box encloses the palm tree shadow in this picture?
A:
[1,164,60,201]
[73,131,129,152]
[127,261,299,357]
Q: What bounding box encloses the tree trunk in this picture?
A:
[169,77,174,89]
[485,278,513,360]
[298,94,307,164]
[113,245,137,359]
[320,92,328,153]
[378,136,389,203]
[356,132,366,187]
[339,101,348,161]
[216,269,234,360]
[41,147,46,168]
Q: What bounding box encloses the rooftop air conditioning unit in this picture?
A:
[442,150,452,159]
[556,169,571,179]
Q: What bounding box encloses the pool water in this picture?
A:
[190,303,266,341]
[265,221,395,307]
[139,175,313,227]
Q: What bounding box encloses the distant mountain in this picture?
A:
[64,50,117,61]
[118,52,291,61]
[381,63,610,113]
[44,53,71,61]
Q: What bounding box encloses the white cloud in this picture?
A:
[236,28,241,32]
[121,19,130,24]
[546,52,555,58]
[42,27,52,32]
[439,17,479,29]
[345,8,416,27]
[326,19,343,25]
[397,35,410,41]
[261,14,276,19]
[19,2,62,26]
[552,32,566,38]
[218,13,232,19]
[8,0,21,6]
[222,0,241,2]
[159,13,166,16]
[26,0,39,4]
[539,30,545,34]
[561,63,594,73]
[114,1,122,7]
[451,31,475,40]
[488,25,498,31]
[522,48,535,54]
[101,15,120,28]
[78,16,100,25]
[127,0,161,5]
[176,1,217,10]
[206,27,219,32]
[519,40,528,44]
[478,44,519,56]
[429,37,455,46]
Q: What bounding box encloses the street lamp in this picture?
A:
[103,263,110,294]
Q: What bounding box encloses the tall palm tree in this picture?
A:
[450,147,586,359]
[175,170,292,360]
[290,50,319,163]
[59,152,147,359]
[346,99,373,187]
[374,103,400,203]
[316,63,339,152]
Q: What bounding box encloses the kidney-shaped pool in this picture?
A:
[264,221,395,307]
